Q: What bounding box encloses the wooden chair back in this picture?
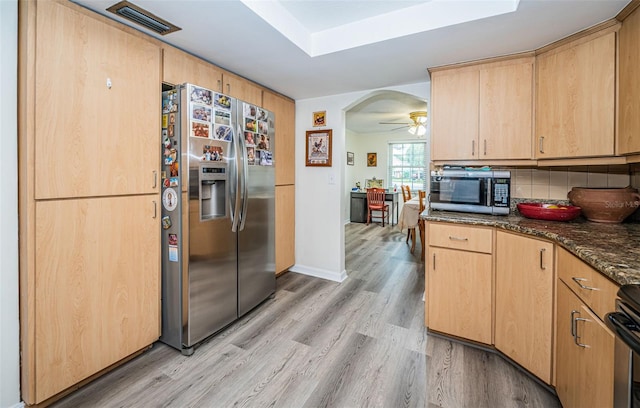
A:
[366,188,386,208]
[401,185,412,202]
[418,190,426,213]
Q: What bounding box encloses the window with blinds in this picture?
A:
[387,142,427,193]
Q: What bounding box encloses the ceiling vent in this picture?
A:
[106,1,181,35]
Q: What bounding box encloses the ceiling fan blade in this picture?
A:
[390,125,410,131]
[379,121,410,125]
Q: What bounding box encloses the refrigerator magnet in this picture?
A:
[169,113,176,125]
[214,110,231,126]
[190,86,212,105]
[163,178,170,188]
[162,188,178,212]
[162,114,168,129]
[162,129,168,138]
[161,216,172,230]
[215,124,232,141]
[168,246,179,262]
[191,122,210,138]
[191,104,212,122]
[214,93,231,110]
[243,103,256,118]
[170,161,179,177]
[168,124,175,137]
[168,234,178,246]
[169,177,179,187]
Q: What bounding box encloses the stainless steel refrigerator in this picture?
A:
[160,84,275,355]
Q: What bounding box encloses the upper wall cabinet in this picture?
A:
[223,71,263,106]
[536,29,617,159]
[619,7,640,155]
[430,57,533,161]
[262,91,295,186]
[163,45,223,92]
[34,1,161,199]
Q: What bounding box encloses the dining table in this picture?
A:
[398,196,426,253]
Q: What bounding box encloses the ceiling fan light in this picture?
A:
[408,125,417,135]
[416,125,427,136]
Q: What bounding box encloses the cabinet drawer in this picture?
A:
[428,222,493,253]
[557,247,618,320]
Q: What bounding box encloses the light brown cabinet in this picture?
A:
[262,91,295,186]
[426,223,493,344]
[223,71,263,106]
[163,45,223,91]
[618,6,640,155]
[34,196,160,403]
[20,1,162,404]
[34,0,161,200]
[495,231,554,384]
[536,29,617,159]
[556,281,615,408]
[275,185,295,274]
[430,57,533,161]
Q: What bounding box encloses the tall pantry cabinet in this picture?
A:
[19,0,161,404]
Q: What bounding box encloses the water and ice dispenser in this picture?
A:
[199,163,227,220]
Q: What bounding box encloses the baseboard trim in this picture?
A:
[289,264,348,283]
[10,402,25,408]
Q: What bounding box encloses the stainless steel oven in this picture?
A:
[606,285,640,408]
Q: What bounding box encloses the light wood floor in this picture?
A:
[50,222,561,408]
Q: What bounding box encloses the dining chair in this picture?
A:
[401,185,415,244]
[418,190,426,260]
[366,188,390,226]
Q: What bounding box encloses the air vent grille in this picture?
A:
[106,1,181,35]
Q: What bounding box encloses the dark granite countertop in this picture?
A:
[422,210,640,286]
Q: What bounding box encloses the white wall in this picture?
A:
[1,1,22,407]
[292,82,429,282]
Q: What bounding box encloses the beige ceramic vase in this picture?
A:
[567,186,640,223]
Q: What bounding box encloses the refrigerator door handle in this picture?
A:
[230,123,242,232]
[238,123,249,231]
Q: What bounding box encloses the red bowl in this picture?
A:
[517,203,582,222]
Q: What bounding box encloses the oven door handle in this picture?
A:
[606,312,640,355]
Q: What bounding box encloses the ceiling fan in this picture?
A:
[379,111,428,135]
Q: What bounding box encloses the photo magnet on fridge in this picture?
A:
[168,246,179,262]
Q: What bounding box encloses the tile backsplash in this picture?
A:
[508,165,631,200]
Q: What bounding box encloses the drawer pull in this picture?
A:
[471,140,475,156]
[448,236,468,242]
[539,136,545,154]
[574,317,590,348]
[540,248,546,270]
[571,277,599,291]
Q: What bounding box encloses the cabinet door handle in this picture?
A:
[472,140,475,156]
[217,79,222,92]
[539,136,545,153]
[571,277,599,291]
[152,200,157,219]
[570,309,579,338]
[539,248,546,270]
[448,236,468,242]
[433,253,436,270]
[152,170,158,189]
[226,83,231,94]
[574,317,590,348]
[483,139,487,156]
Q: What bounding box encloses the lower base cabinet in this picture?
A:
[33,195,160,403]
[555,281,615,408]
[427,246,492,344]
[275,185,295,274]
[495,231,554,384]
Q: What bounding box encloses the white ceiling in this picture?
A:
[71,0,630,134]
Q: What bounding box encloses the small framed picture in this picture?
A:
[367,152,377,167]
[347,151,354,166]
[313,111,326,127]
[305,129,332,167]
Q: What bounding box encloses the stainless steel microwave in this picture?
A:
[429,169,511,215]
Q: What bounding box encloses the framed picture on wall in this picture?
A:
[347,151,354,166]
[313,111,326,127]
[305,129,332,167]
[367,152,377,167]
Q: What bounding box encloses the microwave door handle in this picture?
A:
[486,179,491,207]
